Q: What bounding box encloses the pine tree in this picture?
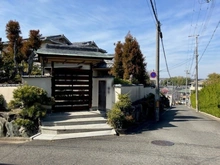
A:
[110,41,124,78]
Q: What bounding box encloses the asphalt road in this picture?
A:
[1,105,220,165]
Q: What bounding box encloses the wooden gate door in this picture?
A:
[98,80,106,111]
[52,68,92,112]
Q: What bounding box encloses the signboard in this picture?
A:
[150,71,157,80]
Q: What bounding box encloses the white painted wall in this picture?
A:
[113,84,155,104]
[0,85,19,105]
[92,77,114,111]
[22,76,52,96]
[1,79,156,111]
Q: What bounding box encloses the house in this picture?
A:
[22,34,114,113]
[189,79,205,91]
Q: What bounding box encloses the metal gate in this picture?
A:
[52,68,92,112]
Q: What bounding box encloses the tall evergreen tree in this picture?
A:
[26,30,42,74]
[122,32,133,80]
[111,32,148,85]
[110,41,124,78]
[6,20,23,76]
[129,39,147,84]
[122,32,147,84]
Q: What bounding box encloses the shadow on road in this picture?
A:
[125,105,203,135]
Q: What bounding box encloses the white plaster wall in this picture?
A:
[113,85,156,104]
[0,86,18,104]
[22,77,52,96]
[92,77,114,110]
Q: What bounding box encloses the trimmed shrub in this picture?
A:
[114,77,131,85]
[107,106,125,129]
[115,93,132,114]
[0,94,6,111]
[10,85,51,136]
[107,93,134,129]
[13,84,48,107]
[0,94,4,105]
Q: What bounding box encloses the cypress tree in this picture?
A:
[122,32,133,80]
[122,32,147,84]
[111,32,148,85]
[110,41,124,79]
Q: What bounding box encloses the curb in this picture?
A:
[0,137,30,143]
[187,105,220,121]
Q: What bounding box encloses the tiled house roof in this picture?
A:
[37,43,113,59]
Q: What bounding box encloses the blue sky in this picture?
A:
[0,0,219,79]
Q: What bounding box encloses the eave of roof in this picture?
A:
[37,44,113,60]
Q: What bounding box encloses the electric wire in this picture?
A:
[146,0,156,25]
[160,36,172,78]
[186,0,197,73]
[161,58,194,72]
[149,0,159,23]
[199,20,220,63]
[153,0,158,17]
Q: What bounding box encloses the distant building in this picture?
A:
[189,79,205,91]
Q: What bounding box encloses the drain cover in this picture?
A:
[151,140,174,146]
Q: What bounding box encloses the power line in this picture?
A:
[153,0,158,17]
[160,36,172,78]
[149,0,159,23]
[199,20,220,63]
[160,58,194,72]
[146,0,156,25]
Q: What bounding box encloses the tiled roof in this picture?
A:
[37,44,113,59]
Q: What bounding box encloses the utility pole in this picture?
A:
[149,0,161,121]
[155,21,161,122]
[195,35,199,112]
[189,35,199,112]
[185,70,189,106]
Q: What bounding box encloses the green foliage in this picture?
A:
[15,118,35,133]
[14,103,47,135]
[113,77,131,85]
[115,93,132,112]
[190,77,220,117]
[13,84,48,107]
[0,94,4,105]
[107,107,125,129]
[11,85,51,135]
[1,20,42,83]
[190,91,196,108]
[19,103,47,119]
[110,41,124,78]
[31,64,41,75]
[161,76,191,86]
[107,93,133,129]
[8,99,22,109]
[110,32,148,85]
[204,73,220,86]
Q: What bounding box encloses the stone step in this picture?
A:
[41,123,113,134]
[32,110,115,140]
[43,111,105,121]
[32,130,116,140]
[42,117,107,126]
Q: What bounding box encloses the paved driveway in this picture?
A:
[1,105,220,165]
